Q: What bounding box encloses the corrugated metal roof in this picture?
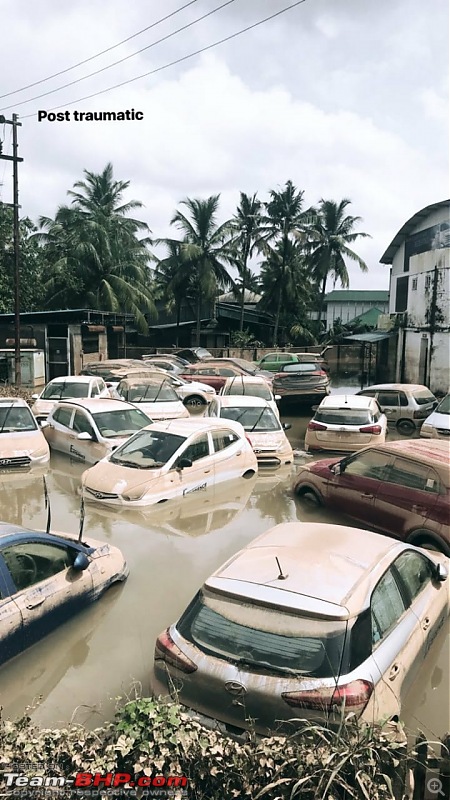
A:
[343,332,395,343]
[324,290,389,303]
[380,199,450,264]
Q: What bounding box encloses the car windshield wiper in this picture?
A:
[234,657,303,677]
[0,403,15,433]
[149,380,166,403]
[249,408,266,432]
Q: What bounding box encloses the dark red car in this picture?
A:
[179,359,271,392]
[293,440,450,555]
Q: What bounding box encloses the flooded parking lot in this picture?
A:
[0,402,448,742]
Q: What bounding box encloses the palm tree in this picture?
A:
[153,240,194,346]
[38,163,156,331]
[161,195,234,345]
[229,192,263,331]
[308,198,371,324]
[260,180,314,345]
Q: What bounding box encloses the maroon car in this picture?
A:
[293,440,450,555]
[179,359,271,392]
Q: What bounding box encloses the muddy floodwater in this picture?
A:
[0,403,448,743]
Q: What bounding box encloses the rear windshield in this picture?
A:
[118,383,179,403]
[415,390,437,405]
[0,406,38,432]
[178,591,347,678]
[224,382,272,401]
[282,363,318,373]
[220,406,280,431]
[436,394,450,415]
[110,429,185,468]
[41,381,89,399]
[92,408,151,438]
[315,409,372,425]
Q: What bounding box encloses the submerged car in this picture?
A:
[153,521,449,736]
[207,395,293,466]
[420,393,450,440]
[0,521,128,665]
[153,373,216,408]
[114,378,190,420]
[293,440,450,555]
[258,350,330,373]
[31,376,110,423]
[42,398,153,464]
[272,362,330,406]
[305,395,387,453]
[219,376,281,418]
[81,417,257,507]
[357,383,437,434]
[0,398,50,469]
[179,360,271,392]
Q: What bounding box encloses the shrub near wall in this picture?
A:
[0,697,409,799]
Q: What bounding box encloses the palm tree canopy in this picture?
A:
[309,198,371,290]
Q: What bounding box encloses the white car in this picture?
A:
[81,417,257,507]
[114,378,190,420]
[42,398,154,464]
[305,395,388,452]
[31,376,110,423]
[207,395,293,466]
[420,393,450,440]
[219,376,280,418]
[0,398,50,469]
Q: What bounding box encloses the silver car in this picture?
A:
[153,522,449,737]
[357,383,437,435]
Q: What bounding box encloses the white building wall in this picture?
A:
[326,300,389,329]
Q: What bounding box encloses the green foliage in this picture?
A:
[230,328,263,347]
[0,697,409,800]
[0,206,45,313]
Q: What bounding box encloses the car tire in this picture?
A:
[407,530,450,557]
[396,418,416,435]
[296,488,323,509]
[184,395,206,408]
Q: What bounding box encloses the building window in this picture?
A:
[412,278,418,291]
[425,274,432,290]
[81,328,99,354]
[395,276,409,312]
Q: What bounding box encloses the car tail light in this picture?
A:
[414,408,430,419]
[281,679,373,714]
[154,628,197,674]
[359,425,382,434]
[307,421,327,431]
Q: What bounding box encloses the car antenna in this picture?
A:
[275,556,288,580]
[43,475,51,534]
[78,493,85,542]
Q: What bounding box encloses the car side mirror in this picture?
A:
[435,563,448,582]
[176,457,193,470]
[275,395,281,401]
[40,420,49,429]
[330,462,342,475]
[72,552,90,571]
[282,422,292,430]
[311,405,318,412]
[31,393,39,400]
[77,432,92,441]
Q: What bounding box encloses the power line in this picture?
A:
[19,0,307,121]
[2,0,237,111]
[0,0,201,100]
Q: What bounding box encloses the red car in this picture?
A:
[293,440,450,555]
[179,359,271,392]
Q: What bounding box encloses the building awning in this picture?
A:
[343,332,396,343]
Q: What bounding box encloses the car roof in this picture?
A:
[0,397,29,407]
[205,522,409,619]
[215,395,269,408]
[371,439,450,472]
[223,376,268,385]
[118,375,171,386]
[47,375,94,384]
[360,383,433,392]
[141,417,246,437]
[318,395,376,409]
[52,398,141,413]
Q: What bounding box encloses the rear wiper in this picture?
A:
[234,657,302,677]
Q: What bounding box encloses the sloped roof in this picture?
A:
[380,199,450,264]
[324,290,389,303]
[348,307,385,327]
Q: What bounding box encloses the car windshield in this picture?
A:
[281,363,318,373]
[118,382,179,402]
[315,409,373,425]
[228,358,258,374]
[110,430,186,468]
[92,408,152,438]
[220,406,280,431]
[225,382,272,401]
[436,394,450,415]
[0,406,37,432]
[415,389,438,405]
[178,591,348,678]
[41,381,90,399]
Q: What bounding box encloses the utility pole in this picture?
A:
[0,113,23,386]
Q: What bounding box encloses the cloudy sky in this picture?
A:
[1,0,448,289]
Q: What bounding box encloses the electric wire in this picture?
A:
[19,0,307,121]
[2,0,238,112]
[0,0,202,100]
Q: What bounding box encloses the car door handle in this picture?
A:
[422,617,431,631]
[361,492,374,499]
[26,595,46,609]
[204,469,211,474]
[389,664,400,681]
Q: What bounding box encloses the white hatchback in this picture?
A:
[305,395,387,453]
[31,376,110,423]
[0,398,50,469]
[42,398,153,464]
[219,376,280,418]
[114,378,190,420]
[420,393,450,440]
[81,418,257,507]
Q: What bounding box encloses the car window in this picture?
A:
[398,391,409,407]
[92,408,150,437]
[414,390,437,405]
[377,391,399,407]
[281,363,318,373]
[218,368,237,377]
[211,430,240,452]
[72,411,95,436]
[371,568,406,645]
[177,434,210,464]
[358,390,376,398]
[0,406,38,432]
[207,401,218,417]
[41,381,90,399]
[53,407,73,428]
[394,551,434,604]
[343,450,387,480]
[195,368,217,376]
[386,458,438,492]
[315,409,372,425]
[91,382,100,397]
[2,541,76,592]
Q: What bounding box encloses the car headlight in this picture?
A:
[421,423,432,432]
[32,447,49,458]
[122,488,146,501]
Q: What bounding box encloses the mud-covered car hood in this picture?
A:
[0,430,50,458]
[82,458,164,496]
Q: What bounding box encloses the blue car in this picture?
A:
[0,523,128,665]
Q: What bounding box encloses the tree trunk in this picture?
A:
[239,279,246,332]
[195,293,201,346]
[317,274,327,330]
[175,300,181,347]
